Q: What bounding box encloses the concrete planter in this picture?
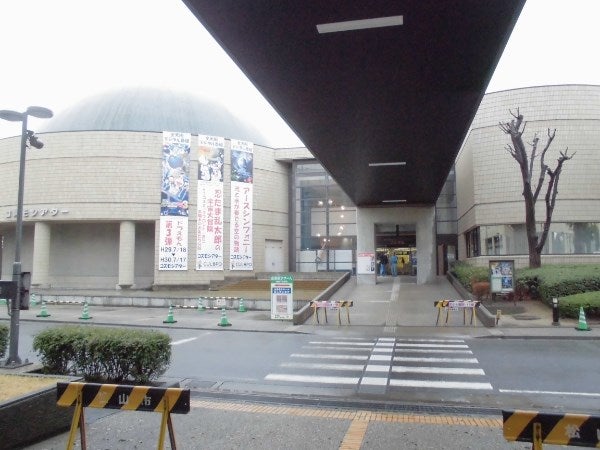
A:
[0,373,81,450]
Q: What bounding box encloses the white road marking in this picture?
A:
[394,356,479,364]
[396,338,465,343]
[280,362,364,371]
[309,341,374,346]
[499,389,600,398]
[303,345,371,352]
[396,348,472,354]
[392,366,485,375]
[395,343,469,348]
[389,379,493,390]
[265,374,359,384]
[170,337,199,346]
[360,377,388,386]
[365,364,391,372]
[291,353,368,360]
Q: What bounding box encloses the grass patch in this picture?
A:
[0,374,62,403]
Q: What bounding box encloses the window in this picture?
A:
[465,227,480,257]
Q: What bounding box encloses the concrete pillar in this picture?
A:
[117,221,136,289]
[31,222,51,287]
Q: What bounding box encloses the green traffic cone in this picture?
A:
[79,302,92,320]
[217,308,232,327]
[197,298,206,312]
[575,306,591,331]
[163,304,177,324]
[238,298,247,313]
[0,298,6,306]
[30,293,38,307]
[36,301,51,318]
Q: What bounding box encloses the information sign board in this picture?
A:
[271,275,293,320]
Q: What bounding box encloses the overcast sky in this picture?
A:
[1,0,599,146]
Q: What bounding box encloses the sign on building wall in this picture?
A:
[159,131,190,270]
[357,252,376,274]
[196,135,225,271]
[229,139,254,270]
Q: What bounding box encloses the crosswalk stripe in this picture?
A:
[302,345,372,352]
[392,366,485,375]
[291,353,368,360]
[395,343,468,348]
[280,362,364,371]
[308,341,374,346]
[396,348,472,354]
[394,356,479,364]
[365,364,390,372]
[360,377,388,386]
[389,379,493,390]
[265,374,359,384]
[396,339,465,343]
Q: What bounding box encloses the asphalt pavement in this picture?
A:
[2,275,598,449]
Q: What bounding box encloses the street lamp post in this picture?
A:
[0,106,53,366]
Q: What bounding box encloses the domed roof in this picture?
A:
[41,87,269,145]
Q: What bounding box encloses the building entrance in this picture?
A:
[375,224,416,276]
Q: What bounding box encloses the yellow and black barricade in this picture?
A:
[310,300,353,325]
[503,409,600,449]
[57,381,190,450]
[434,299,480,326]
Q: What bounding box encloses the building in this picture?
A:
[0,87,296,290]
[1,84,598,291]
[456,84,600,268]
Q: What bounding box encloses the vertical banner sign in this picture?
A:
[197,135,225,270]
[271,275,294,320]
[229,139,253,270]
[159,132,190,270]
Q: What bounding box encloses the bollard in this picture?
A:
[552,297,560,326]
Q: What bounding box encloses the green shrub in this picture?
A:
[0,324,8,359]
[517,264,600,305]
[33,326,171,384]
[449,261,488,291]
[555,291,600,319]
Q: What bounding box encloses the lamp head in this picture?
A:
[27,130,44,149]
[25,106,53,119]
[0,110,24,122]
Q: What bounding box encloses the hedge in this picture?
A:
[0,324,8,360]
[554,291,600,319]
[33,326,171,384]
[451,262,600,318]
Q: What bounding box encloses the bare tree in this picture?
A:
[499,109,574,268]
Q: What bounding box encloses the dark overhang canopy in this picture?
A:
[182,1,526,207]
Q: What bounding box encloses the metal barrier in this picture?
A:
[503,409,600,449]
[57,381,190,450]
[310,300,353,325]
[434,299,480,326]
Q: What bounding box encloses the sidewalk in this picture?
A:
[6,276,599,339]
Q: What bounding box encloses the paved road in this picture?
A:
[3,275,599,449]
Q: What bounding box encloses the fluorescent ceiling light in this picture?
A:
[368,162,406,167]
[382,199,407,203]
[317,15,403,34]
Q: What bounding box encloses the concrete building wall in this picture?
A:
[0,130,289,289]
[455,84,600,263]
